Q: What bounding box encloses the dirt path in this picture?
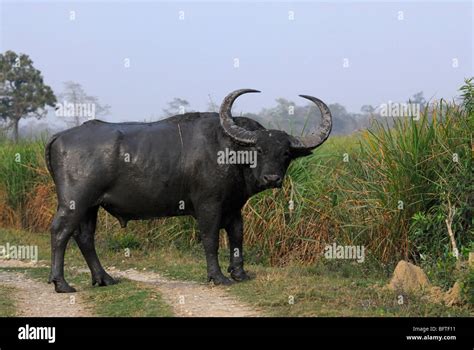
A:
[0,259,261,317]
[0,260,93,317]
[107,267,261,317]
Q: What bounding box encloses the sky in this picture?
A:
[0,0,472,123]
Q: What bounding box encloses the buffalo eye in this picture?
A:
[256,147,263,155]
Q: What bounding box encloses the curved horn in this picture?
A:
[219,89,260,145]
[289,95,332,150]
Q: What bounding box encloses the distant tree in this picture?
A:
[319,103,357,134]
[406,91,428,116]
[361,105,375,114]
[258,98,299,132]
[56,81,110,127]
[0,51,56,142]
[162,97,191,117]
[409,91,426,107]
[206,94,219,112]
[256,98,360,135]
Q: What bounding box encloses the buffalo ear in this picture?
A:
[290,148,313,160]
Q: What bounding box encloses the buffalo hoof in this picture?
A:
[53,280,77,293]
[92,273,118,287]
[208,274,233,286]
[229,268,251,282]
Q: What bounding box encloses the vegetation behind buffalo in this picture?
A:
[0,82,472,295]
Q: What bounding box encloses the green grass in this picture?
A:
[86,280,173,317]
[0,285,17,317]
[228,264,473,317]
[0,139,46,210]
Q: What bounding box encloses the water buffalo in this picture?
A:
[45,89,332,292]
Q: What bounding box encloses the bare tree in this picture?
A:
[162,97,191,117]
[56,81,110,127]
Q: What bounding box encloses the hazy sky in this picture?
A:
[1,0,472,122]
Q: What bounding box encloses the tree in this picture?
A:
[317,103,357,134]
[56,81,110,127]
[256,98,360,135]
[408,91,426,109]
[162,97,191,117]
[258,98,298,132]
[206,94,218,113]
[0,51,56,142]
[360,105,375,114]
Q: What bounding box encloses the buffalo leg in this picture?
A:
[225,212,250,281]
[74,206,117,287]
[49,206,83,293]
[196,205,232,285]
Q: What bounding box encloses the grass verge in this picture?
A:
[0,285,16,317]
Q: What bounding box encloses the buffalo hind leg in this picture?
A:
[196,205,232,285]
[225,212,250,282]
[74,206,117,287]
[49,207,83,293]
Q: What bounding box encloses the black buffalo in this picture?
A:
[45,89,332,292]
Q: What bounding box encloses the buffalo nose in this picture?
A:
[263,174,282,185]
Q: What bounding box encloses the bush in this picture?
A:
[105,231,142,251]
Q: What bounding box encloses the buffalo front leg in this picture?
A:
[196,205,232,285]
[225,212,250,281]
[74,207,117,287]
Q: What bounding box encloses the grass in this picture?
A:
[228,264,473,317]
[1,228,471,317]
[0,139,46,209]
[0,285,17,317]
[85,279,173,317]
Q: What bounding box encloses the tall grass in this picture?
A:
[0,139,50,228]
[331,101,471,264]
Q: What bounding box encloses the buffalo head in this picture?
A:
[219,89,332,190]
